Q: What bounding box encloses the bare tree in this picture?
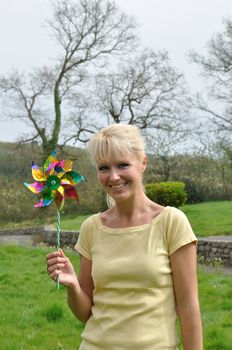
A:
[94,49,191,132]
[190,17,232,141]
[145,129,187,182]
[0,0,137,160]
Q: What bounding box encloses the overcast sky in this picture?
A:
[0,0,231,142]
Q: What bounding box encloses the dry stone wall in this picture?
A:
[197,237,232,267]
[1,227,232,266]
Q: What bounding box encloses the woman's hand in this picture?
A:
[46,249,79,288]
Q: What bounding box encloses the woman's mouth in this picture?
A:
[109,183,127,191]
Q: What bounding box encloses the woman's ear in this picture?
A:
[141,155,147,172]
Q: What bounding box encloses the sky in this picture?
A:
[0,0,231,142]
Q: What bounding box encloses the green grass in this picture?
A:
[0,245,232,349]
[197,266,232,350]
[59,215,90,230]
[0,214,90,230]
[0,245,84,350]
[181,201,232,237]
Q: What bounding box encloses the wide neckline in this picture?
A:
[97,206,171,234]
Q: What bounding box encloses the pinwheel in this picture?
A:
[24,150,86,289]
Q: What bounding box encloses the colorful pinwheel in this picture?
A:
[24,151,85,210]
[24,150,86,289]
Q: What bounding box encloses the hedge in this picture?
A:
[145,181,187,207]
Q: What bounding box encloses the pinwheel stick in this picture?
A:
[56,209,61,290]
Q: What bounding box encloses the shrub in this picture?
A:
[145,181,187,207]
[181,178,204,204]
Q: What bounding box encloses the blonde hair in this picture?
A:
[88,124,145,166]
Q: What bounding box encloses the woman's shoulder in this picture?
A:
[154,206,190,230]
[80,213,101,231]
[162,206,187,219]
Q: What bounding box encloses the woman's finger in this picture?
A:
[47,262,66,273]
[47,256,66,267]
[46,251,61,260]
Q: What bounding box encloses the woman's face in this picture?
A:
[97,152,147,202]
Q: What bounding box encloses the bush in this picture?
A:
[181,178,204,204]
[145,181,187,207]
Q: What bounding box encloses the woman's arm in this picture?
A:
[67,254,94,324]
[46,251,94,324]
[170,242,203,350]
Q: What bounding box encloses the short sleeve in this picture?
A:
[74,215,95,260]
[164,207,197,256]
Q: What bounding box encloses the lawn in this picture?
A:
[181,201,232,237]
[0,245,84,350]
[59,215,91,231]
[0,245,232,349]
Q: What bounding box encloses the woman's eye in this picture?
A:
[98,165,109,171]
[119,163,130,168]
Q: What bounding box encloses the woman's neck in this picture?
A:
[101,192,165,229]
[114,192,150,217]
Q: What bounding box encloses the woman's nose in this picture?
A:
[109,168,120,181]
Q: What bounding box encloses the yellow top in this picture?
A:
[75,206,197,350]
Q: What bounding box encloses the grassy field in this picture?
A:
[181,201,232,237]
[0,245,84,350]
[0,245,232,349]
[59,215,90,231]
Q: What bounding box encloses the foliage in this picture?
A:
[145,151,232,202]
[1,141,232,225]
[181,178,204,204]
[145,181,187,207]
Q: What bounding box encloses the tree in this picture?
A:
[94,49,191,132]
[190,17,232,144]
[145,129,186,182]
[0,0,137,160]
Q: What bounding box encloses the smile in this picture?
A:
[109,183,127,190]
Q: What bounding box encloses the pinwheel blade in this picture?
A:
[44,151,59,176]
[63,171,86,185]
[63,185,79,201]
[55,160,73,177]
[34,198,53,207]
[34,190,53,207]
[32,163,45,181]
[54,190,65,211]
[24,181,46,194]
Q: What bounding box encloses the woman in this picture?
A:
[46,124,203,350]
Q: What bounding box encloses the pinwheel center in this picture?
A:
[46,175,60,190]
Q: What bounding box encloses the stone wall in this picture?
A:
[1,226,232,266]
[197,236,232,267]
[43,228,80,247]
[0,226,44,236]
[0,226,79,248]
